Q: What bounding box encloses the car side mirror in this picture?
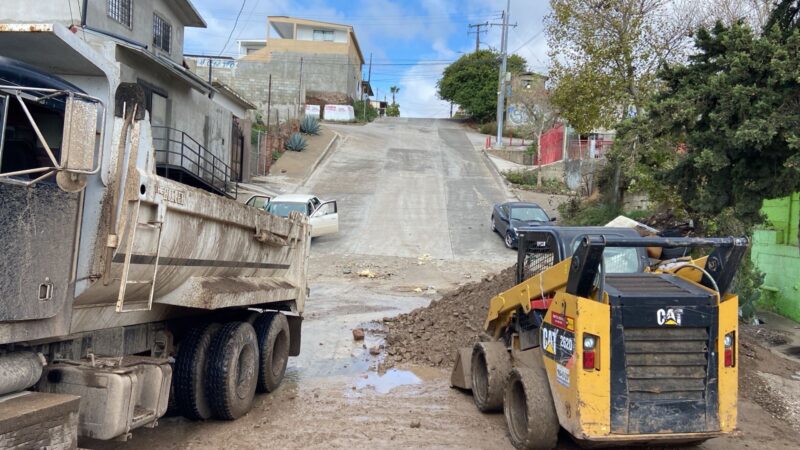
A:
[57,95,98,192]
[550,217,557,222]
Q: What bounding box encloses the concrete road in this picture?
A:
[303,118,514,261]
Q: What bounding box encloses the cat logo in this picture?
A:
[657,308,683,326]
[542,327,558,354]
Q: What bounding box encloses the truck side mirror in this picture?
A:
[57,95,98,192]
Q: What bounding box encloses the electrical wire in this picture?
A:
[219,0,248,56]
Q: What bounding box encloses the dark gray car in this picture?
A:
[491,202,555,248]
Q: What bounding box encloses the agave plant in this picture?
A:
[284,132,308,152]
[300,115,321,135]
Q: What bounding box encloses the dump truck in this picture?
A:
[0,24,310,447]
[452,226,747,449]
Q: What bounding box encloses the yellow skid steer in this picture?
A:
[452,227,747,449]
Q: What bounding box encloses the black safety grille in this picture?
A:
[521,252,554,280]
[624,327,709,401]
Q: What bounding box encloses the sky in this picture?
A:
[184,0,551,118]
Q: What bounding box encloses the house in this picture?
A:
[751,194,800,322]
[188,16,365,122]
[0,0,256,191]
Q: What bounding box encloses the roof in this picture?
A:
[117,44,213,94]
[503,201,544,209]
[361,80,373,96]
[212,81,256,110]
[171,0,206,28]
[270,194,316,202]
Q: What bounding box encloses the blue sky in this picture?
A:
[185,0,550,117]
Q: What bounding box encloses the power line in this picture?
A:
[218,0,248,56]
[511,30,543,54]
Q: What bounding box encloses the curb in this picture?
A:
[479,148,518,202]
[300,131,340,188]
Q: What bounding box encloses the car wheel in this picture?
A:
[505,231,516,249]
[491,216,497,232]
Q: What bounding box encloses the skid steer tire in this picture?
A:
[503,367,559,450]
[254,312,290,393]
[471,341,512,412]
[173,323,219,420]
[206,322,259,420]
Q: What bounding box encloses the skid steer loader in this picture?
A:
[451,227,747,449]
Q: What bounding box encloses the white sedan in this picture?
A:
[246,194,339,238]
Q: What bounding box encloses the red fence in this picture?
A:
[538,124,565,165]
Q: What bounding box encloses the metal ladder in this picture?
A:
[115,199,166,313]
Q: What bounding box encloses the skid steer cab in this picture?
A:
[451,227,747,449]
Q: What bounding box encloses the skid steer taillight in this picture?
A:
[724,332,735,367]
[583,334,598,370]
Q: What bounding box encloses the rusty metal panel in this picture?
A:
[0,183,79,321]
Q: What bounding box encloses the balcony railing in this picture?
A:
[152,126,237,198]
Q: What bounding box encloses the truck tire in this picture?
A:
[173,323,219,420]
[206,321,259,420]
[254,312,290,393]
[471,341,512,412]
[503,367,559,450]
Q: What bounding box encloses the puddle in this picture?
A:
[354,369,421,394]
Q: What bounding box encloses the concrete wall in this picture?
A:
[1,0,190,64]
[115,49,234,170]
[752,193,800,321]
[189,50,361,122]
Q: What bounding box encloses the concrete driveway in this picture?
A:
[303,118,513,261]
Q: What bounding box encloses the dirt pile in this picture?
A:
[381,265,517,368]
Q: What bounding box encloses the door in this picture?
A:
[230,117,244,182]
[309,200,338,237]
[498,205,511,234]
[245,195,270,210]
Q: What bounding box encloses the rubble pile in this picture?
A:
[381,266,517,368]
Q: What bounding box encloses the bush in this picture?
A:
[557,197,620,226]
[478,121,527,139]
[284,133,307,152]
[386,103,400,117]
[300,116,321,135]
[503,171,571,195]
[353,100,378,123]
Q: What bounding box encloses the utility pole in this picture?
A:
[298,57,304,107]
[362,53,372,122]
[493,0,516,146]
[468,22,488,53]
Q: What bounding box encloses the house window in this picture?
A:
[107,0,132,28]
[313,30,334,42]
[153,14,172,52]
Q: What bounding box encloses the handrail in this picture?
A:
[152,126,237,198]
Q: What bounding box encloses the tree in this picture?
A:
[437,50,527,122]
[386,103,400,117]
[389,86,400,105]
[546,0,703,133]
[620,4,800,230]
[508,76,559,185]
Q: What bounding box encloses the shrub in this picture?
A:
[284,133,307,152]
[300,116,321,135]
[353,100,378,122]
[478,121,518,138]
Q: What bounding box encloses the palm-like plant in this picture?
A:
[389,85,400,105]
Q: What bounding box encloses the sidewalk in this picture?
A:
[239,127,339,199]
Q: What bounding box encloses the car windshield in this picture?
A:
[510,206,549,222]
[267,202,307,217]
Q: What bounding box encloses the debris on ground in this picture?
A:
[739,324,800,432]
[381,266,516,368]
[369,345,381,356]
[358,269,377,278]
[410,420,421,428]
[352,328,365,341]
[417,254,432,265]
